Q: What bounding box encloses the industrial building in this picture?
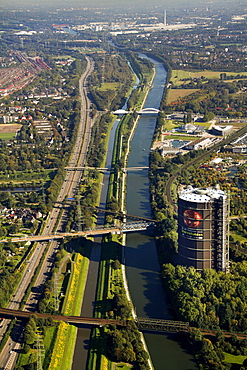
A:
[177,186,229,271]
[183,137,216,150]
[211,125,233,136]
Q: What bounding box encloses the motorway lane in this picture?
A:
[0,56,94,370]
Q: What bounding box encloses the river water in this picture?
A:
[125,56,197,369]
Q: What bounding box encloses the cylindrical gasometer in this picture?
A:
[177,186,228,271]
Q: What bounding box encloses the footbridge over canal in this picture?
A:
[137,107,160,114]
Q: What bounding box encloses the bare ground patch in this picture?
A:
[167,89,199,104]
[0,123,22,133]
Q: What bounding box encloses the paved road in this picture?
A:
[0,56,94,370]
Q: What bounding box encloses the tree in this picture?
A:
[23,317,37,345]
[112,260,121,270]
[203,112,215,122]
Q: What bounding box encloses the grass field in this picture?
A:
[0,168,55,184]
[0,132,16,140]
[0,123,21,140]
[171,70,247,86]
[98,82,119,91]
[62,253,89,315]
[163,120,177,130]
[48,322,77,370]
[223,352,247,365]
[61,326,78,370]
[75,47,104,53]
[167,88,199,104]
[51,55,75,60]
[163,134,198,141]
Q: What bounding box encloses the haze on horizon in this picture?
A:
[1,0,242,11]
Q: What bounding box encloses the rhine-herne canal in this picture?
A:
[124,55,197,369]
[72,55,198,369]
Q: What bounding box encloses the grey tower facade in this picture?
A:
[178,186,229,271]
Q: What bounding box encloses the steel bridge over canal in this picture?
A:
[136,317,189,333]
[2,308,247,337]
[0,308,189,334]
[0,208,158,244]
[0,221,156,243]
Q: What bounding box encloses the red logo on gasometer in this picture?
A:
[183,209,202,228]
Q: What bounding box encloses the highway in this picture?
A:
[0,56,94,370]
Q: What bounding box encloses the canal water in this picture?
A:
[125,56,197,369]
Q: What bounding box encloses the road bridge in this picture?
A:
[65,166,149,171]
[0,222,155,243]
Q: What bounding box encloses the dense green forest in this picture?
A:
[163,262,247,332]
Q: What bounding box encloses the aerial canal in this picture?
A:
[124,56,197,369]
[73,55,197,369]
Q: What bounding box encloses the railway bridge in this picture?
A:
[136,317,189,333]
[1,308,247,337]
[0,308,189,333]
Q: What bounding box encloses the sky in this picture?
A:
[1,0,238,10]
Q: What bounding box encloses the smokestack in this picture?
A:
[164,9,167,26]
